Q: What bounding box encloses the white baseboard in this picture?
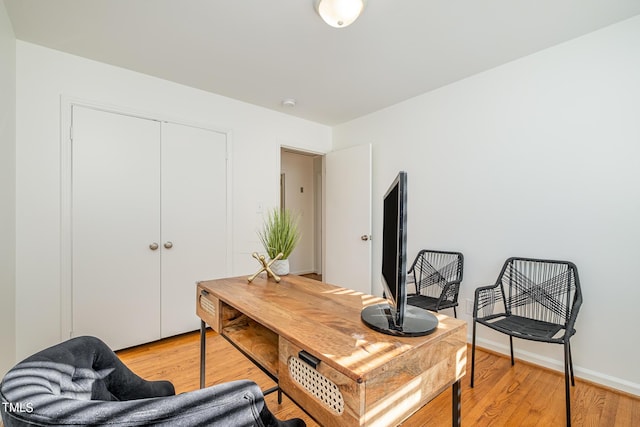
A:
[471,336,640,397]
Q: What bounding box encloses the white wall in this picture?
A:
[333,16,640,395]
[15,41,331,359]
[281,150,316,274]
[0,0,16,377]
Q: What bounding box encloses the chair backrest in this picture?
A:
[410,250,463,300]
[498,257,582,329]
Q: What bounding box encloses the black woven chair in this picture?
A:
[471,257,582,427]
[406,249,464,317]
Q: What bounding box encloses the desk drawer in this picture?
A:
[279,338,362,427]
[196,285,220,332]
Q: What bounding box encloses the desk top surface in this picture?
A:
[199,274,467,382]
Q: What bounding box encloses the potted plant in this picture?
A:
[257,207,301,276]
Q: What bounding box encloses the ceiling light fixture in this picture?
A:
[316,0,365,28]
[281,98,297,108]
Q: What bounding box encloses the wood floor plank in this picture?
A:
[116,330,639,427]
[574,382,608,427]
[611,393,639,426]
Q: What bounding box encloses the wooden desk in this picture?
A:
[196,275,466,427]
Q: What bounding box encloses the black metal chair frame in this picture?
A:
[406,249,464,317]
[471,257,582,427]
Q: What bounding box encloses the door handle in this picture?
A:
[149,242,159,250]
[361,235,370,241]
[164,241,173,249]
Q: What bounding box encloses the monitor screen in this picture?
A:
[362,170,436,336]
[381,171,407,327]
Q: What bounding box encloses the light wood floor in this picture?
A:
[117,330,639,427]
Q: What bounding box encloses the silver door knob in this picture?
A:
[164,241,173,249]
[149,242,159,250]
[361,235,370,241]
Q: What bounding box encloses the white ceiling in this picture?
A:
[5,0,640,125]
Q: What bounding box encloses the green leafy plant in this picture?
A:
[258,208,301,260]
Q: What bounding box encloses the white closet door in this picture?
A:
[160,122,227,337]
[71,106,161,350]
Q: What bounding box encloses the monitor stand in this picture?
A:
[361,303,438,337]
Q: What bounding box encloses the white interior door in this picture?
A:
[71,106,161,350]
[324,144,372,294]
[160,122,228,337]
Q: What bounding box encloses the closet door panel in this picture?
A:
[71,106,161,350]
[160,122,227,337]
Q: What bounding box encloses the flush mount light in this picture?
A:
[316,0,365,28]
[281,98,297,108]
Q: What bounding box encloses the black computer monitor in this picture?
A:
[361,171,438,336]
[380,170,408,326]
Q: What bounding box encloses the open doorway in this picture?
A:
[280,148,323,279]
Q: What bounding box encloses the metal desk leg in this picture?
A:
[452,379,461,427]
[200,320,206,389]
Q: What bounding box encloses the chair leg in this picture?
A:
[509,336,515,366]
[568,341,575,387]
[453,306,457,318]
[471,321,477,387]
[564,341,572,427]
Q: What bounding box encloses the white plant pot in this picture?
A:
[270,259,290,276]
